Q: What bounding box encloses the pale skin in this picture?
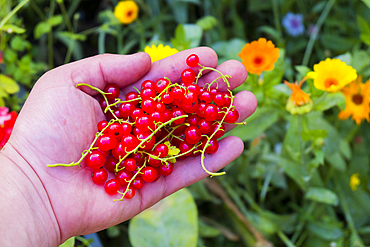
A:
[0,47,257,246]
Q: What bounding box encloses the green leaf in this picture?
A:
[34,22,51,39]
[305,187,339,205]
[294,65,311,82]
[340,140,352,160]
[182,24,202,48]
[307,221,343,241]
[198,220,221,237]
[211,38,246,61]
[302,129,327,141]
[196,16,217,31]
[361,0,370,9]
[0,74,20,94]
[313,92,345,111]
[262,49,285,89]
[326,152,346,171]
[225,107,280,141]
[48,15,63,26]
[106,226,120,238]
[59,237,75,247]
[129,189,198,247]
[1,24,25,33]
[320,34,358,53]
[10,36,25,51]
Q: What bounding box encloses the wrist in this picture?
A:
[0,144,61,247]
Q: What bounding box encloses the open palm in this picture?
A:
[2,47,256,244]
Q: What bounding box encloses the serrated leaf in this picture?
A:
[305,187,339,205]
[129,189,198,247]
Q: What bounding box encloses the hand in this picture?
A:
[0,47,256,246]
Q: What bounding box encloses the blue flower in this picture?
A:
[282,13,305,37]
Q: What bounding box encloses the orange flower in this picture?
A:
[238,38,279,75]
[285,79,313,115]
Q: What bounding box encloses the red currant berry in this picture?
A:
[107,123,125,140]
[187,84,201,96]
[98,134,117,151]
[154,144,169,158]
[116,169,133,186]
[199,91,212,103]
[121,123,132,136]
[141,88,156,99]
[181,69,196,85]
[223,92,232,107]
[225,109,239,123]
[187,115,200,126]
[141,80,155,89]
[92,168,108,185]
[154,78,170,93]
[99,98,108,111]
[137,132,156,150]
[97,120,108,132]
[130,108,145,120]
[148,155,162,167]
[184,92,197,104]
[112,142,128,159]
[126,92,140,105]
[210,88,218,99]
[131,152,145,167]
[141,167,158,182]
[86,150,106,169]
[131,177,144,190]
[162,91,175,104]
[179,141,193,156]
[182,100,199,114]
[119,102,135,118]
[105,157,118,173]
[122,134,139,152]
[123,187,136,199]
[172,108,186,125]
[123,158,137,172]
[196,103,206,118]
[172,86,185,100]
[186,54,199,67]
[202,137,219,154]
[204,104,218,121]
[137,115,155,132]
[159,162,173,176]
[105,179,121,195]
[214,93,226,106]
[155,102,165,113]
[151,111,164,124]
[212,123,225,139]
[198,119,212,134]
[162,109,172,122]
[141,99,156,114]
[104,84,120,101]
[185,126,201,144]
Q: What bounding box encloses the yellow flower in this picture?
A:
[144,44,179,63]
[285,79,313,115]
[307,58,357,93]
[114,1,139,25]
[238,38,279,75]
[350,173,360,191]
[338,76,370,125]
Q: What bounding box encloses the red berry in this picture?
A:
[172,86,185,100]
[210,88,218,99]
[187,115,200,126]
[179,141,193,156]
[104,179,121,195]
[204,104,218,121]
[199,91,212,103]
[185,126,201,144]
[141,80,155,89]
[123,158,137,172]
[183,92,197,104]
[154,78,170,93]
[162,91,175,104]
[148,155,162,167]
[186,54,199,67]
[98,134,117,151]
[154,144,169,158]
[107,123,125,140]
[198,119,212,134]
[162,109,172,122]
[181,69,196,85]
[112,142,128,159]
[116,169,133,186]
[97,120,108,132]
[123,187,136,199]
[119,102,135,118]
[222,92,232,107]
[137,132,155,150]
[92,168,108,185]
[104,84,120,100]
[159,162,173,176]
[141,99,156,114]
[182,100,199,114]
[141,88,156,99]
[225,109,239,123]
[131,152,145,166]
[126,92,140,105]
[155,102,165,113]
[130,108,145,120]
[141,167,158,182]
[214,93,226,106]
[172,108,186,125]
[202,137,219,154]
[212,123,225,139]
[151,111,164,124]
[136,115,155,132]
[121,123,132,136]
[196,103,206,118]
[122,134,139,152]
[131,177,144,190]
[86,150,105,169]
[187,84,201,96]
[105,157,118,173]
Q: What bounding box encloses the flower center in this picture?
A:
[253,56,264,66]
[126,10,133,18]
[352,94,363,105]
[291,19,300,28]
[324,78,338,88]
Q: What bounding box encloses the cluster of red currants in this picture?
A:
[49,54,240,201]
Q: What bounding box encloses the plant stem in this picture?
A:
[271,0,282,38]
[0,0,29,30]
[302,0,336,66]
[98,31,106,54]
[277,231,296,247]
[58,0,73,33]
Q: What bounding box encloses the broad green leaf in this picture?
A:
[340,140,352,160]
[196,16,217,31]
[1,24,25,33]
[307,221,343,240]
[225,107,280,141]
[34,22,51,39]
[336,52,352,66]
[294,65,311,82]
[10,36,25,51]
[305,187,339,205]
[352,50,370,73]
[182,24,202,48]
[262,49,285,88]
[313,92,345,111]
[129,189,198,247]
[320,34,358,53]
[48,15,63,26]
[59,237,75,247]
[0,74,20,94]
[166,0,189,23]
[326,152,346,171]
[302,129,327,141]
[361,0,370,9]
[211,38,246,61]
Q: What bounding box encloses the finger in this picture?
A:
[50,53,152,95]
[196,60,248,91]
[122,47,218,94]
[224,90,257,132]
